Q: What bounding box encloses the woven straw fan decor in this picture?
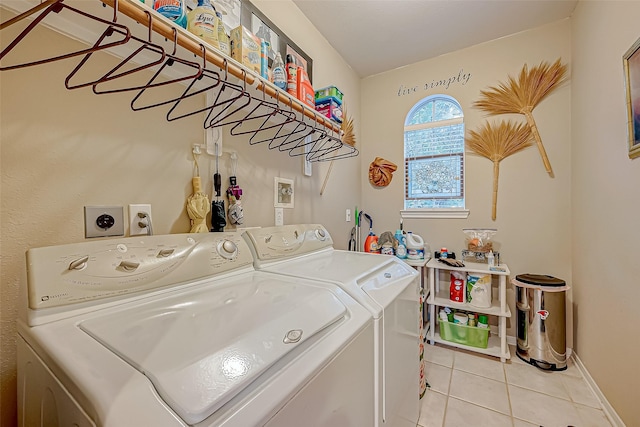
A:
[473,58,568,178]
[320,103,355,195]
[466,120,533,220]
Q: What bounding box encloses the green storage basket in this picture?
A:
[439,320,489,349]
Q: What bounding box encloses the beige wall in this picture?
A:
[0,2,361,425]
[571,1,640,425]
[361,21,573,344]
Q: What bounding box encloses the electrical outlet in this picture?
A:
[346,209,351,222]
[84,206,125,238]
[275,207,284,226]
[129,204,152,236]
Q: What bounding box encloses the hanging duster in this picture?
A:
[210,142,226,232]
[226,152,244,225]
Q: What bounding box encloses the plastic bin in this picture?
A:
[438,320,489,349]
[315,85,343,105]
[514,274,568,371]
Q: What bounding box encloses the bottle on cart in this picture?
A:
[487,250,495,267]
[394,229,407,259]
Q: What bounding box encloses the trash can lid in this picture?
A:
[515,274,565,287]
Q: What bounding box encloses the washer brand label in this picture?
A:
[41,292,68,302]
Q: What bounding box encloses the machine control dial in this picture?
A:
[217,240,238,259]
[157,248,175,258]
[118,260,140,272]
[68,256,89,271]
[315,228,327,241]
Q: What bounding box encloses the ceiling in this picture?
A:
[292,0,578,78]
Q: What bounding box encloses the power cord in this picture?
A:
[137,212,153,236]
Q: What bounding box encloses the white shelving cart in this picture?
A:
[426,258,511,362]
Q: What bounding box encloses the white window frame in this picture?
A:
[401,95,469,219]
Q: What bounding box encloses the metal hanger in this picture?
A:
[129,28,203,112]
[204,63,252,129]
[0,0,131,71]
[165,44,223,122]
[230,83,297,143]
[268,98,310,150]
[67,10,165,91]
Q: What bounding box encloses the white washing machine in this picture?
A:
[17,232,375,426]
[243,224,420,427]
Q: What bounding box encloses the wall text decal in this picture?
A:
[397,68,472,96]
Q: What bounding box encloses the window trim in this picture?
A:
[400,209,470,219]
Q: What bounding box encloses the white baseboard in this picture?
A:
[571,351,626,427]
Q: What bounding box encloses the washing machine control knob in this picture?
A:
[315,229,327,241]
[218,240,238,259]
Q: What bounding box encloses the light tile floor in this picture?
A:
[416,344,613,427]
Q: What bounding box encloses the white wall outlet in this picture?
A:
[129,204,152,236]
[275,207,284,226]
[84,206,125,238]
[346,209,351,222]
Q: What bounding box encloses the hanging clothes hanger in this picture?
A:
[129,28,203,112]
[0,0,131,71]
[267,98,311,150]
[287,119,331,158]
[66,10,165,91]
[165,44,223,122]
[229,84,297,143]
[308,121,358,162]
[204,64,252,129]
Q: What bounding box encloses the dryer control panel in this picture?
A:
[26,232,254,313]
[244,224,333,261]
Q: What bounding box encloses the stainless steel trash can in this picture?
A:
[513,274,568,371]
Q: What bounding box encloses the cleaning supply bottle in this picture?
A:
[272,52,286,90]
[394,229,407,259]
[406,232,425,260]
[487,250,495,267]
[260,39,269,79]
[216,11,230,56]
[154,0,188,28]
[286,54,297,97]
[187,0,218,48]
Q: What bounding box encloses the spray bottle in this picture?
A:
[154,0,188,28]
[272,52,286,90]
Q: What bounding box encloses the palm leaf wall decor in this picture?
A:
[473,58,568,177]
[466,120,533,220]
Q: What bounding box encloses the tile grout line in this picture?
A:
[503,361,516,427]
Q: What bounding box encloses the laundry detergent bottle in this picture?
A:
[406,232,425,260]
[395,230,407,259]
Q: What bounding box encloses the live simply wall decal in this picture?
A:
[397,68,472,96]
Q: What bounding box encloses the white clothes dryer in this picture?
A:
[18,232,374,427]
[243,224,420,427]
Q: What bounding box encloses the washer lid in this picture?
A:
[515,274,566,287]
[79,275,347,425]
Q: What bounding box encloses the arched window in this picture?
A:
[403,95,466,215]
